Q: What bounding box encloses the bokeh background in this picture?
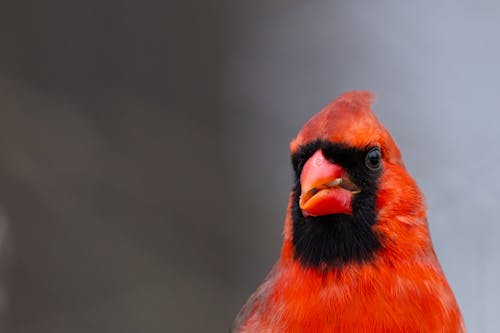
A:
[0,1,499,332]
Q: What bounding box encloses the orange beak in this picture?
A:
[299,150,360,217]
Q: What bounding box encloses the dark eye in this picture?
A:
[365,147,382,170]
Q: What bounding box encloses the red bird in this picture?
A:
[232,91,465,332]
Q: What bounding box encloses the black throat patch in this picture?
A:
[291,140,382,268]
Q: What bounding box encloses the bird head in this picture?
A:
[282,91,430,268]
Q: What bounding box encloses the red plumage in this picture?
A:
[233,91,464,332]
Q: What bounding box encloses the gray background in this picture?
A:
[0,1,498,332]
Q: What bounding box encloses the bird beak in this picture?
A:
[299,149,360,217]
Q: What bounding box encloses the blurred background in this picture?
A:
[0,1,499,332]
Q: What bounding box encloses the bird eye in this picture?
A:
[365,148,382,170]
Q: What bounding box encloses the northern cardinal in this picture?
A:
[232,91,464,332]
